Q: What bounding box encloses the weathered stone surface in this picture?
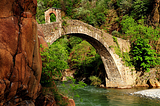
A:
[147,78,160,88]
[45,8,61,23]
[0,0,41,105]
[37,23,48,50]
[148,79,157,87]
[61,69,75,81]
[35,87,75,106]
[0,0,14,17]
[35,94,57,106]
[149,0,160,26]
[0,17,19,56]
[155,80,160,87]
[0,49,13,80]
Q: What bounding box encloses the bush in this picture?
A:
[131,0,152,19]
[60,77,87,99]
[70,40,97,69]
[40,39,69,86]
[89,76,102,86]
[130,37,157,72]
[112,30,120,37]
[120,0,132,14]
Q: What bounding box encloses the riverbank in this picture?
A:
[131,89,160,99]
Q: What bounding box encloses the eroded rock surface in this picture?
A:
[0,0,42,105]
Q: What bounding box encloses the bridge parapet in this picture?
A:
[40,22,62,44]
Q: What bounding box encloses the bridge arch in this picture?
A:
[40,19,134,87]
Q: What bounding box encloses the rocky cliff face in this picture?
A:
[0,0,42,105]
[0,1,75,105]
[149,0,160,27]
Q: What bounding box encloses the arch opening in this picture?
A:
[49,32,123,87]
[49,35,107,86]
[50,13,56,22]
[66,33,121,79]
[40,19,126,87]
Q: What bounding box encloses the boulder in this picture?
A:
[148,79,157,87]
[155,79,160,87]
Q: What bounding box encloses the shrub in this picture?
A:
[89,76,102,86]
[40,39,69,86]
[130,37,157,72]
[122,52,132,67]
[131,0,152,19]
[112,30,120,37]
[120,0,132,14]
[60,77,87,99]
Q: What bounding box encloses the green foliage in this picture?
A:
[120,15,160,71]
[119,0,132,14]
[121,15,160,42]
[112,36,122,58]
[122,52,132,67]
[68,36,83,48]
[131,0,151,19]
[121,15,137,37]
[36,0,46,24]
[130,37,157,72]
[50,13,56,22]
[40,39,69,86]
[70,40,97,69]
[38,0,61,8]
[65,0,73,16]
[112,36,118,45]
[62,20,67,26]
[89,76,102,86]
[61,77,87,99]
[114,46,122,58]
[72,0,108,27]
[112,30,120,37]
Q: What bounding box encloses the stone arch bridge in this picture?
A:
[39,8,135,88]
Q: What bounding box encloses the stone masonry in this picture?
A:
[45,8,61,23]
[40,8,136,88]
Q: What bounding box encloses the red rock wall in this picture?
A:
[0,0,42,105]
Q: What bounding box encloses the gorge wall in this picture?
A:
[0,1,75,106]
[0,0,42,105]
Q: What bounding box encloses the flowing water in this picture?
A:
[56,82,160,106]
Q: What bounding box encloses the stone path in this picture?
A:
[131,89,160,99]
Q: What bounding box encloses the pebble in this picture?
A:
[132,89,160,99]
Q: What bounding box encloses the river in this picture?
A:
[56,82,160,106]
